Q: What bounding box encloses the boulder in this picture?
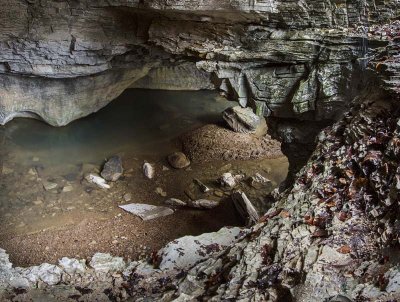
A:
[223,106,261,134]
[167,152,191,169]
[101,156,123,182]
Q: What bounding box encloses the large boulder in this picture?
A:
[223,106,264,134]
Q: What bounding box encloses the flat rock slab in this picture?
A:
[119,203,174,221]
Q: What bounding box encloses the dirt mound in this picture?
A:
[180,124,283,162]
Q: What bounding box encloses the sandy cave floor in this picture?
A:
[0,143,288,267]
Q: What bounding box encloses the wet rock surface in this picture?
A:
[101,156,123,182]
[167,152,191,169]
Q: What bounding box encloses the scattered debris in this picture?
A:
[143,162,155,179]
[101,155,123,181]
[231,191,260,226]
[119,203,174,221]
[84,174,110,189]
[167,152,191,169]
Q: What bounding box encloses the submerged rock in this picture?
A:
[249,173,272,189]
[101,155,123,182]
[167,152,191,169]
[218,172,244,188]
[42,180,58,191]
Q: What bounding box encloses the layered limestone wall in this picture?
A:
[0,0,398,126]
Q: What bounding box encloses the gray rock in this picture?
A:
[101,156,123,182]
[165,198,187,207]
[89,253,126,273]
[119,203,174,221]
[187,199,219,209]
[58,258,87,275]
[156,227,244,270]
[42,181,58,191]
[23,263,63,286]
[223,106,261,134]
[167,152,191,169]
[219,173,244,188]
[249,173,272,189]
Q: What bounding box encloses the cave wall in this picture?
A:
[0,0,398,126]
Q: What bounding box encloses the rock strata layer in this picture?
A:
[0,1,398,126]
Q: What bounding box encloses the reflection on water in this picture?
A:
[2,89,231,172]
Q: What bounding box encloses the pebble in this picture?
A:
[62,185,74,192]
[155,187,167,197]
[123,193,132,202]
[42,181,58,191]
[143,162,155,179]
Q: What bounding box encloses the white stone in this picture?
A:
[58,258,87,275]
[143,162,155,179]
[85,173,110,189]
[119,203,174,221]
[157,227,244,270]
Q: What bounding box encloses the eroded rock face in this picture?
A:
[0,0,398,126]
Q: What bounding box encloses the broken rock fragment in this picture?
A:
[143,162,155,179]
[84,173,110,189]
[219,172,244,188]
[101,155,123,181]
[187,199,219,209]
[156,227,245,270]
[119,203,174,221]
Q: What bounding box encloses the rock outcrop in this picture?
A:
[0,1,400,301]
[0,0,398,126]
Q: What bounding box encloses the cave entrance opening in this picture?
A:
[0,88,288,267]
